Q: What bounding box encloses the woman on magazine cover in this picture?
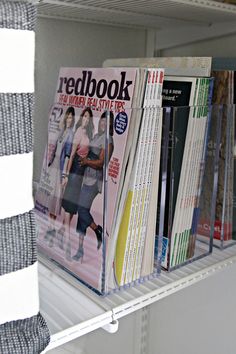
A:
[60,107,94,260]
[72,111,114,262]
[45,106,75,246]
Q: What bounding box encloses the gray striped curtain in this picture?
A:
[0,1,50,353]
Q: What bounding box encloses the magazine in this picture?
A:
[158,76,198,269]
[35,67,139,293]
[113,68,164,286]
[169,106,209,267]
[199,71,234,244]
[103,56,212,77]
[159,75,210,268]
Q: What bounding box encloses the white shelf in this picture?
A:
[40,244,236,352]
[34,0,236,29]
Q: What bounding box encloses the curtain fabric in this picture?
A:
[0,1,50,353]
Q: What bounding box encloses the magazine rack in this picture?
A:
[157,105,216,271]
[35,106,162,296]
[210,104,236,249]
[197,104,236,250]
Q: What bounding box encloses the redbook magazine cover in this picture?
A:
[35,67,137,293]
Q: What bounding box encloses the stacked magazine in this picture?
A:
[35,66,164,294]
[199,69,236,247]
[159,77,211,269]
[104,57,212,77]
[104,56,213,271]
[212,70,235,245]
[112,68,164,287]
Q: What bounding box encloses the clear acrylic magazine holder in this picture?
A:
[35,107,162,295]
[156,105,217,271]
[206,104,236,249]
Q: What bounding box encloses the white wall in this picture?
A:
[34,17,146,181]
[160,33,236,57]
